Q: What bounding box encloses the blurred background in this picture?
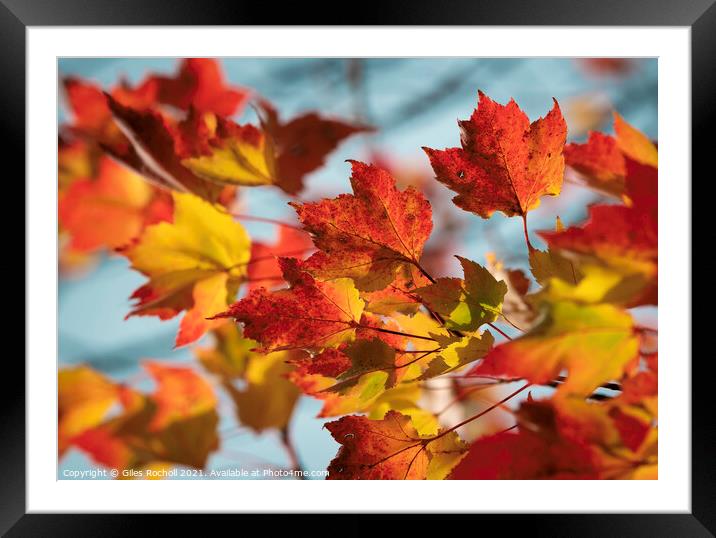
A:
[58,57,657,479]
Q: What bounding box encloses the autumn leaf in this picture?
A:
[153,58,251,117]
[144,361,217,431]
[471,301,639,396]
[423,91,567,218]
[451,396,655,480]
[58,366,119,456]
[59,156,172,252]
[63,76,158,150]
[565,113,657,197]
[529,247,581,287]
[360,266,429,316]
[68,362,219,472]
[177,101,369,194]
[564,130,627,197]
[531,264,653,308]
[215,258,365,352]
[325,411,467,480]
[258,101,372,194]
[291,160,433,291]
[178,110,277,188]
[58,137,97,189]
[324,338,401,394]
[539,161,657,306]
[449,426,599,479]
[419,331,494,380]
[287,347,427,426]
[614,113,658,167]
[221,350,305,433]
[121,191,251,347]
[104,95,226,201]
[284,314,436,422]
[415,256,507,332]
[529,217,582,287]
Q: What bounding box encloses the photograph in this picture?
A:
[56,56,659,482]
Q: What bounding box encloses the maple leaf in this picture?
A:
[564,131,627,197]
[531,264,653,308]
[360,265,429,316]
[323,338,401,393]
[528,217,583,287]
[529,247,582,287]
[539,160,657,306]
[471,301,640,396]
[221,350,305,433]
[325,411,467,480]
[423,91,567,218]
[153,58,251,117]
[258,101,372,194]
[104,95,227,201]
[418,331,494,380]
[613,113,658,168]
[69,362,219,472]
[63,78,123,147]
[565,113,657,197]
[59,156,172,252]
[415,256,507,332]
[178,110,278,188]
[58,366,119,456]
[449,427,599,479]
[451,395,656,480]
[287,346,433,427]
[177,101,370,194]
[291,160,433,291]
[214,258,365,352]
[63,76,158,149]
[121,191,251,347]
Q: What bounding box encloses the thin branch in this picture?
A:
[280,427,306,480]
[488,322,513,340]
[229,212,304,231]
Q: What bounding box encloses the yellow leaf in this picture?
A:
[123,191,251,346]
[476,301,639,396]
[223,350,303,433]
[181,124,276,186]
[58,366,118,455]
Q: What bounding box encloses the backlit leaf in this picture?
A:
[325,411,467,480]
[471,301,639,396]
[415,256,507,331]
[215,258,365,352]
[423,91,567,218]
[121,191,251,346]
[291,160,433,291]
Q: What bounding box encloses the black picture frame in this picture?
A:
[4,0,711,534]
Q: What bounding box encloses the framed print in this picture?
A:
[5,0,713,534]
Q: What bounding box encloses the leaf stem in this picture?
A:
[499,312,525,333]
[357,324,438,342]
[521,214,535,253]
[411,259,437,284]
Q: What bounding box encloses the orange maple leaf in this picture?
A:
[423,91,567,218]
